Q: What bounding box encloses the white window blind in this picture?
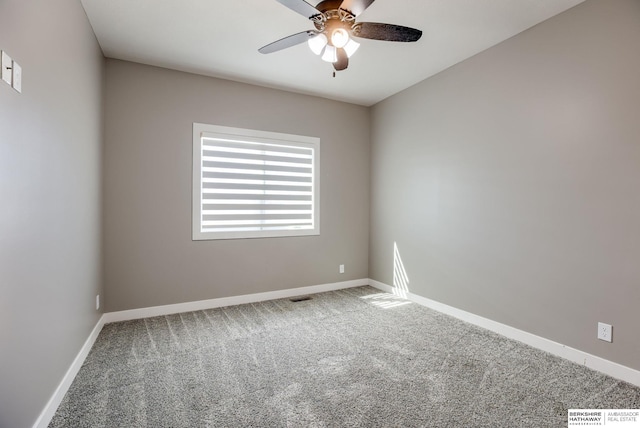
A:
[193,123,320,240]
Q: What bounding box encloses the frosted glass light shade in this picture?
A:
[308,33,328,55]
[321,45,338,63]
[331,28,349,49]
[344,38,360,58]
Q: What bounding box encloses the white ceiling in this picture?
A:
[81,0,584,106]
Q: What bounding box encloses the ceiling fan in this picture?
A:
[259,0,422,72]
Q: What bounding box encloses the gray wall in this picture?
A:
[370,0,640,371]
[0,1,104,427]
[103,60,370,312]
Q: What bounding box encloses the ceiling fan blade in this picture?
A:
[339,0,375,17]
[259,30,318,54]
[334,48,348,71]
[353,22,422,42]
[275,0,322,19]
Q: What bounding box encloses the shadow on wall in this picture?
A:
[393,242,410,298]
[358,242,412,309]
[361,242,411,309]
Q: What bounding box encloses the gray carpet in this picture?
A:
[49,286,640,427]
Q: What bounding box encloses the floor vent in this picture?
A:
[290,296,312,302]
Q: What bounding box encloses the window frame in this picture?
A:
[192,123,320,241]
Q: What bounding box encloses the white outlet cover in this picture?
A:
[597,322,612,342]
[1,51,12,85]
[12,61,21,93]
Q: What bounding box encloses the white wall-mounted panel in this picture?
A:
[1,50,12,85]
[12,60,21,92]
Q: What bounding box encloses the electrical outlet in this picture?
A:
[339,264,345,274]
[96,294,100,311]
[597,322,612,342]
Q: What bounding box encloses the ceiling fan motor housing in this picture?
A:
[316,0,352,14]
[311,1,357,45]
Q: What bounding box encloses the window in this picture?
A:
[192,123,320,240]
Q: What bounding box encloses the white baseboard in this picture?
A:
[104,278,369,323]
[368,279,640,388]
[33,314,106,428]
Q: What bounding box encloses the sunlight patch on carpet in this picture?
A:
[360,292,412,309]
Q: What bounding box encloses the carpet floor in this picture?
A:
[49,286,640,427]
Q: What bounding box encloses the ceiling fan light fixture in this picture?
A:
[308,33,328,55]
[321,45,338,63]
[344,38,360,58]
[259,0,423,73]
[331,28,350,49]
